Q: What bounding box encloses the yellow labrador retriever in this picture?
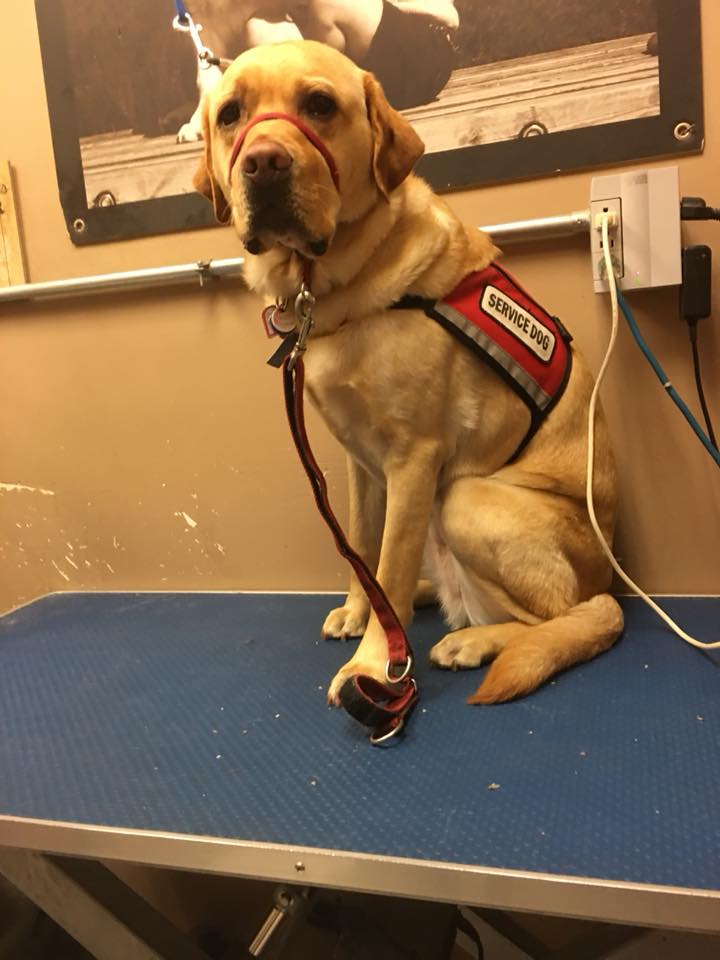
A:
[194,39,623,707]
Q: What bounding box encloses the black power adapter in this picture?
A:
[680,245,712,321]
[679,244,716,448]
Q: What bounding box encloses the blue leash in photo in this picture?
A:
[174,0,190,25]
[172,0,222,68]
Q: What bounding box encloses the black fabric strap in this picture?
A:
[339,676,418,729]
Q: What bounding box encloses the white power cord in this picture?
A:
[585,213,720,649]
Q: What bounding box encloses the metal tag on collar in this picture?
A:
[262,297,292,338]
[287,283,315,371]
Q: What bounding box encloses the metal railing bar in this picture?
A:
[0,211,591,305]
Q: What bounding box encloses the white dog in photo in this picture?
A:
[177,0,459,141]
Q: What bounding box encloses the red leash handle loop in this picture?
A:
[228,112,340,190]
[281,356,418,743]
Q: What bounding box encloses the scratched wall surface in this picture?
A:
[0,279,350,608]
[0,1,718,613]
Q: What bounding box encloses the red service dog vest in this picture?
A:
[393,262,573,460]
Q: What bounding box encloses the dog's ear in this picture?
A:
[192,98,231,224]
[363,72,425,199]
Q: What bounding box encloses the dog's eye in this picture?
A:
[303,92,337,120]
[217,101,241,127]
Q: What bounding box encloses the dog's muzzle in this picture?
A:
[228,112,340,191]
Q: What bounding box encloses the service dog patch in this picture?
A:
[393,262,573,460]
[480,285,555,362]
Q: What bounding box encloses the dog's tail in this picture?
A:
[467,593,623,704]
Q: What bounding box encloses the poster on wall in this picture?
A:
[35,0,703,245]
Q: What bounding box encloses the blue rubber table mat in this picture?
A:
[0,593,718,891]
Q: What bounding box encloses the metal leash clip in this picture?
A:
[172,12,218,69]
[287,283,316,371]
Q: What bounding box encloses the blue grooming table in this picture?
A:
[0,592,718,934]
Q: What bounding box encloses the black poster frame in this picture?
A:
[34,0,703,246]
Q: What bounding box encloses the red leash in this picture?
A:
[281,354,419,743]
[264,271,418,743]
[234,112,418,741]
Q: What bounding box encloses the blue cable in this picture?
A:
[616,288,720,468]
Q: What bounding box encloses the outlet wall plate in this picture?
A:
[590,166,682,293]
[590,196,624,283]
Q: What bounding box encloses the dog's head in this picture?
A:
[193,40,425,258]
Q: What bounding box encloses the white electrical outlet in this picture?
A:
[590,196,624,283]
[590,166,682,294]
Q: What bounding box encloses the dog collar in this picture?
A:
[228,112,340,190]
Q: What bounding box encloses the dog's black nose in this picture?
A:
[309,239,328,256]
[242,141,293,184]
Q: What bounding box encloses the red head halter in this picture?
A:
[227,112,340,191]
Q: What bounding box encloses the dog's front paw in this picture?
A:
[176,121,203,143]
[321,603,369,641]
[327,655,386,707]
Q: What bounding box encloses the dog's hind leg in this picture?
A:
[430,619,527,670]
[431,595,622,702]
[428,475,623,701]
[465,594,623,703]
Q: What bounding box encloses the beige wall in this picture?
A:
[1,0,718,614]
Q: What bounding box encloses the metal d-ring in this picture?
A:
[385,656,413,684]
[370,718,404,745]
